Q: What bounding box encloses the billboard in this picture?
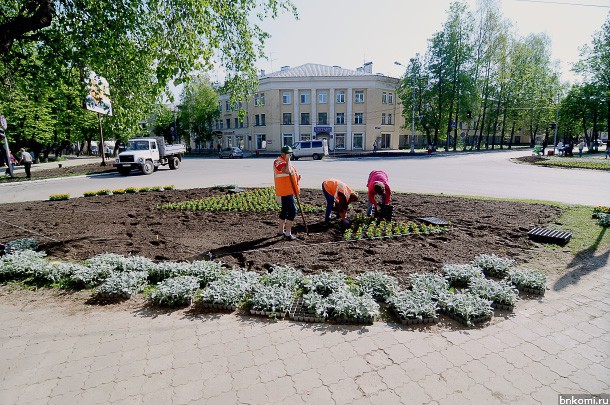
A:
[84,71,113,116]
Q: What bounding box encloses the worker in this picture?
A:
[273,145,301,241]
[366,170,392,217]
[322,178,358,224]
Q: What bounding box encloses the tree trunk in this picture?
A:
[508,121,515,149]
[499,107,508,149]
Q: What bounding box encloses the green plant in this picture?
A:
[442,264,484,287]
[49,193,70,201]
[471,254,514,278]
[438,292,493,326]
[468,278,519,306]
[409,273,449,300]
[597,213,610,227]
[96,189,112,196]
[0,250,49,281]
[507,269,547,291]
[305,271,348,297]
[197,270,260,307]
[112,189,126,194]
[356,271,399,301]
[139,187,151,192]
[163,185,175,190]
[3,238,39,254]
[83,191,97,197]
[146,276,200,306]
[151,186,162,191]
[389,290,439,320]
[307,287,379,321]
[125,187,139,194]
[96,271,148,299]
[260,265,305,290]
[247,284,294,315]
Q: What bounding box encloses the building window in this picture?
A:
[301,133,312,141]
[388,114,393,125]
[255,115,260,126]
[353,133,363,149]
[234,118,239,128]
[388,93,394,104]
[318,91,327,104]
[261,114,266,126]
[301,113,310,125]
[336,113,345,125]
[354,113,363,125]
[381,133,391,149]
[382,92,387,104]
[225,100,231,110]
[256,134,266,149]
[318,113,328,125]
[282,92,291,104]
[382,113,386,125]
[226,119,231,129]
[283,134,293,147]
[300,91,310,104]
[283,113,292,125]
[335,133,346,149]
[218,102,222,112]
[336,91,345,104]
[260,93,265,106]
[355,90,364,103]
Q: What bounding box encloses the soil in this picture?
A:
[0,163,114,182]
[0,187,561,287]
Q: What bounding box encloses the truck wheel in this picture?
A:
[118,167,131,176]
[169,157,180,170]
[292,156,299,161]
[229,154,234,159]
[142,161,154,175]
[312,153,320,160]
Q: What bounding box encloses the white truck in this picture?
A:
[114,137,186,175]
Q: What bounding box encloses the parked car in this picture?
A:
[219,147,244,159]
[291,139,329,160]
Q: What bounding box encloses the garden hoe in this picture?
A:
[288,171,308,235]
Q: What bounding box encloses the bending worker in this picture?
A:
[322,178,358,224]
[273,146,300,241]
[366,170,391,216]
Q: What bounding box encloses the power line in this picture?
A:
[513,0,610,8]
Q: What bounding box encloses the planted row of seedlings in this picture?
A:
[160,187,321,213]
[83,185,175,197]
[0,239,546,328]
[343,215,446,241]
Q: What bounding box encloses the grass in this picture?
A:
[533,159,610,171]
[552,205,610,255]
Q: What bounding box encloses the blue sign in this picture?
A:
[314,126,332,133]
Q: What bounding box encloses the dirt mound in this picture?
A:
[0,188,559,286]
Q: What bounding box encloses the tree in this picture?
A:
[0,0,296,151]
[178,76,220,148]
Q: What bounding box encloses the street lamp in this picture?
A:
[395,57,417,153]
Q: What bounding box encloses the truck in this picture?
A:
[114,137,186,175]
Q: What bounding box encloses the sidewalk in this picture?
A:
[6,156,101,175]
[0,250,608,404]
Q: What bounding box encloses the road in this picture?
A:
[0,150,607,205]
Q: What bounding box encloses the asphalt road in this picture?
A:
[0,150,607,205]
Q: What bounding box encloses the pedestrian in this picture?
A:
[322,178,358,224]
[18,148,32,178]
[366,170,392,218]
[557,141,564,156]
[273,145,301,241]
[373,139,378,153]
[577,139,585,158]
[606,140,610,159]
[541,137,548,156]
[4,151,15,176]
[104,145,112,159]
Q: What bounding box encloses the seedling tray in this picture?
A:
[441,309,492,326]
[249,309,287,318]
[392,308,439,325]
[331,315,374,325]
[515,286,545,296]
[491,302,515,311]
[288,297,324,323]
[200,302,238,311]
[419,217,449,226]
[527,227,572,245]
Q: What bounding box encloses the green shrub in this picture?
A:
[83,191,97,197]
[125,187,139,194]
[96,189,112,196]
[151,186,162,191]
[4,238,39,254]
[112,189,126,194]
[139,187,151,192]
[49,193,70,201]
[163,185,175,190]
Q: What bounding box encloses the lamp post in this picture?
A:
[395,58,417,153]
[552,92,559,155]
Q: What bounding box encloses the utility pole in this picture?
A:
[553,91,559,155]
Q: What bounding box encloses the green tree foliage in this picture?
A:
[0,0,296,152]
[178,76,221,148]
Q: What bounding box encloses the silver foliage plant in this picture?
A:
[4,238,39,254]
[356,271,399,301]
[147,276,200,306]
[261,265,305,290]
[248,284,294,314]
[96,271,149,298]
[471,254,515,277]
[304,287,379,320]
[0,250,48,279]
[438,292,493,326]
[198,270,260,307]
[468,278,519,306]
[305,271,348,296]
[410,273,449,300]
[389,290,439,320]
[442,264,484,286]
[507,269,547,291]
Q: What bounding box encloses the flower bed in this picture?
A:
[471,254,514,278]
[343,216,446,241]
[507,269,546,295]
[388,290,439,325]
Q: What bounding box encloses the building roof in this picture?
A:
[264,63,373,78]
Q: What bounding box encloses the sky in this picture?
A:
[248,0,609,84]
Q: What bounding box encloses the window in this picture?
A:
[381,133,391,149]
[234,118,239,128]
[336,91,345,104]
[354,113,363,125]
[260,93,265,106]
[312,141,323,148]
[255,115,260,126]
[282,92,291,104]
[335,133,346,149]
[218,102,222,112]
[382,92,387,104]
[388,114,393,125]
[256,134,266,149]
[283,113,292,125]
[355,90,364,103]
[254,94,259,106]
[225,100,231,110]
[336,113,345,124]
[388,93,394,104]
[318,113,328,125]
[301,113,310,125]
[240,119,244,128]
[318,91,327,104]
[301,133,312,141]
[382,113,386,125]
[226,119,231,129]
[215,119,221,130]
[300,91,310,104]
[353,133,363,149]
[283,134,293,147]
[261,114,266,126]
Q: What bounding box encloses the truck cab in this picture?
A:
[115,137,185,175]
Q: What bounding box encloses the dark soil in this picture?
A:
[0,163,114,183]
[0,188,561,286]
[514,156,547,164]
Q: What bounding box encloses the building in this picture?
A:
[215,63,407,152]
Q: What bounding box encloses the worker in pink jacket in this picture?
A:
[366,170,391,217]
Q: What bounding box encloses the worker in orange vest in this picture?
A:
[273,146,301,241]
[322,178,358,224]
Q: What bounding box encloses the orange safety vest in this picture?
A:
[323,179,352,203]
[273,156,300,197]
